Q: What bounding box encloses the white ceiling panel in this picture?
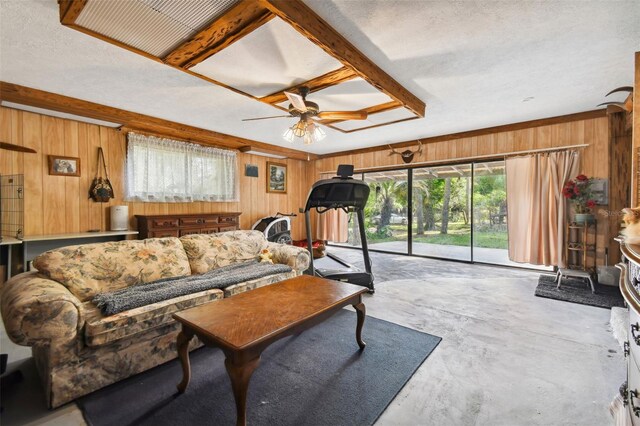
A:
[75,0,239,57]
[190,17,343,97]
[331,106,416,131]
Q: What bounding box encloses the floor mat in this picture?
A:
[535,274,624,309]
[78,309,441,426]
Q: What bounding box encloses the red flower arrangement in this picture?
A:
[562,174,596,213]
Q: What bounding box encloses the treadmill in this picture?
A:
[303,165,374,292]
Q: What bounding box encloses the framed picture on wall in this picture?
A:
[245,164,259,178]
[267,161,287,194]
[48,155,80,177]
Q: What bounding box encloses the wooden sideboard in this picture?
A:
[616,240,640,424]
[136,213,241,239]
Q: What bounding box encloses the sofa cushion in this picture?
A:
[180,230,267,274]
[223,269,297,297]
[33,238,191,302]
[83,287,224,347]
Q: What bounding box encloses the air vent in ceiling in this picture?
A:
[74,0,240,57]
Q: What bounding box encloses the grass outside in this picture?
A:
[367,222,508,249]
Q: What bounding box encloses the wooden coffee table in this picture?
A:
[172,275,368,426]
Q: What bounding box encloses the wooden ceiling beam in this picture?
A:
[0,82,317,161]
[260,66,358,105]
[163,2,274,68]
[58,0,86,25]
[260,0,425,117]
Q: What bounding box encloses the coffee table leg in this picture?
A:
[176,328,194,393]
[353,302,366,350]
[225,355,261,426]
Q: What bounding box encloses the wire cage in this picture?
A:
[0,174,24,242]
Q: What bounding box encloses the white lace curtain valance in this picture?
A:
[125,133,238,202]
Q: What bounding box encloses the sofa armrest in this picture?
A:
[266,243,311,273]
[1,272,84,347]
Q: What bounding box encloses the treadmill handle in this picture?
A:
[304,209,316,276]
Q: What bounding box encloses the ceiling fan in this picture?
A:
[242,87,368,144]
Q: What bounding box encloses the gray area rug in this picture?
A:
[535,274,624,309]
[78,310,441,426]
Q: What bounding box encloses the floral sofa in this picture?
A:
[0,230,309,408]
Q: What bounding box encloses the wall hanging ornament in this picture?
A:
[388,141,423,164]
[89,147,114,202]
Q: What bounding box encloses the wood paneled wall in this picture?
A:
[0,107,311,241]
[609,112,632,263]
[313,116,612,266]
[0,105,621,268]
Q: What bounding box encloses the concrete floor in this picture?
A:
[1,248,625,425]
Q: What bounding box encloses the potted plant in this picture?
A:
[562,174,596,224]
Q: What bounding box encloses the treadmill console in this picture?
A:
[335,164,354,179]
[303,166,369,212]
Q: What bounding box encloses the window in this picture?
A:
[125,133,238,202]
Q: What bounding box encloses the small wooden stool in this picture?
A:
[555,268,596,293]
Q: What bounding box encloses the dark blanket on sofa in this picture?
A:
[92,260,292,315]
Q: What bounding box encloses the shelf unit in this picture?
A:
[565,221,597,274]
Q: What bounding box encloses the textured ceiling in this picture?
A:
[191,17,344,97]
[0,0,638,155]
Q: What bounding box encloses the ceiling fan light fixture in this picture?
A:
[292,120,307,137]
[283,127,295,142]
[303,132,313,145]
[282,120,325,145]
[311,124,326,142]
[250,87,366,145]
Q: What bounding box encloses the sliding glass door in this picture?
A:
[362,170,408,254]
[472,161,510,265]
[325,160,549,270]
[411,165,471,261]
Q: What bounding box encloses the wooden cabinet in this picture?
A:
[615,241,640,424]
[136,213,241,239]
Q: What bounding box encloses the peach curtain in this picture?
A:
[315,173,349,242]
[506,150,580,267]
[316,209,349,242]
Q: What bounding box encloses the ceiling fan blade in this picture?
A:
[242,115,292,122]
[317,111,368,120]
[0,141,37,153]
[284,91,308,112]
